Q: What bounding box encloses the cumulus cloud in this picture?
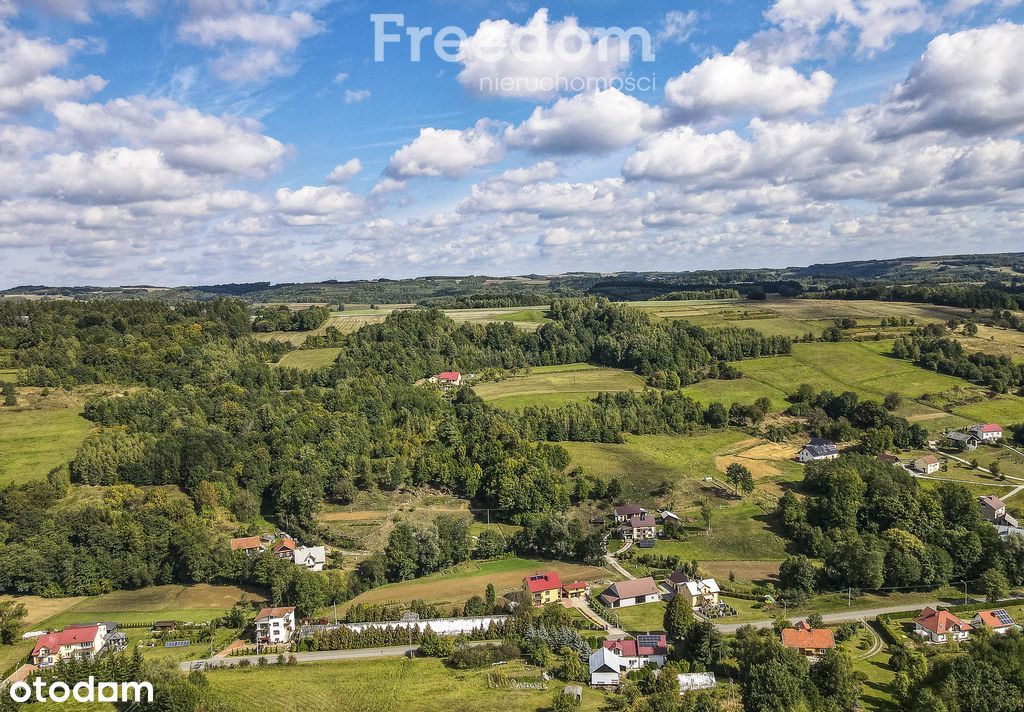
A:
[493,161,560,184]
[274,185,366,226]
[664,54,834,123]
[871,23,1024,138]
[178,1,325,82]
[388,121,505,179]
[460,178,623,218]
[456,9,632,99]
[53,96,288,177]
[506,88,663,154]
[326,158,362,184]
[0,28,106,117]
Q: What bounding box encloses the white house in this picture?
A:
[970,423,1003,442]
[914,607,972,644]
[255,607,296,646]
[293,545,326,571]
[797,438,839,462]
[913,454,942,475]
[666,572,720,609]
[589,646,623,687]
[31,624,107,667]
[972,609,1017,635]
[619,515,657,542]
[598,577,661,608]
[602,635,668,670]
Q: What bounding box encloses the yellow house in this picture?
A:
[524,572,562,606]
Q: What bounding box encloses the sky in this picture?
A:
[1,0,1023,288]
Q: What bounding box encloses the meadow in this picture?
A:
[340,557,613,611]
[0,397,92,485]
[205,657,610,712]
[275,347,342,370]
[473,363,647,409]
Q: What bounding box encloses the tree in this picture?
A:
[811,649,861,711]
[552,689,581,712]
[805,613,824,629]
[698,496,713,533]
[0,600,26,644]
[1,382,14,407]
[485,583,496,609]
[779,555,817,593]
[883,392,902,411]
[474,529,506,559]
[725,463,754,497]
[664,593,695,639]
[980,566,1009,602]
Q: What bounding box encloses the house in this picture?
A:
[254,607,296,646]
[619,515,657,542]
[31,624,107,667]
[561,581,590,599]
[781,621,835,657]
[971,609,1017,635]
[913,454,942,475]
[914,607,972,644]
[230,536,266,554]
[666,572,720,609]
[660,510,680,524]
[589,646,623,687]
[293,545,326,572]
[945,431,979,450]
[602,634,668,669]
[273,538,297,559]
[105,629,128,653]
[613,505,646,523]
[152,620,177,632]
[429,371,462,389]
[598,577,661,608]
[970,423,1003,442]
[797,438,839,462]
[876,453,901,465]
[677,672,717,693]
[524,572,562,606]
[979,495,1007,523]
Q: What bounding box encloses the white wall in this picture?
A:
[341,615,510,635]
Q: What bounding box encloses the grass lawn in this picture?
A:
[614,601,667,633]
[651,500,790,561]
[205,657,610,712]
[0,404,92,485]
[846,625,896,712]
[474,364,646,409]
[341,558,614,612]
[275,347,342,370]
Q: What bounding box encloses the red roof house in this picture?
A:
[602,635,669,668]
[781,624,835,656]
[561,581,590,598]
[914,607,972,643]
[230,536,264,553]
[524,572,562,605]
[31,625,105,666]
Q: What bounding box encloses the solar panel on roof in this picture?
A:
[636,634,662,648]
[994,609,1014,626]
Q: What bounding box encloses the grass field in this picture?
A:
[341,558,613,611]
[614,601,667,633]
[0,402,92,485]
[206,657,610,712]
[473,364,646,409]
[275,347,342,370]
[254,313,386,346]
[679,377,790,412]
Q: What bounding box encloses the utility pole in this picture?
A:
[961,580,968,606]
[848,588,852,607]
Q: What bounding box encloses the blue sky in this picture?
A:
[1,0,1023,287]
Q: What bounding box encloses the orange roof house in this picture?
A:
[914,607,972,643]
[781,622,835,656]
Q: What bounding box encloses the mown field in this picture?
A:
[0,396,92,485]
[473,363,647,409]
[254,313,387,346]
[340,557,614,611]
[275,347,342,370]
[206,658,610,712]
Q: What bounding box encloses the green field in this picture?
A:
[275,347,342,370]
[680,377,790,412]
[0,405,92,484]
[473,364,646,409]
[649,500,791,561]
[614,600,667,633]
[206,657,609,712]
[341,557,613,611]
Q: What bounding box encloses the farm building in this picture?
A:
[589,646,623,687]
[598,577,661,608]
[944,431,979,450]
[797,438,838,462]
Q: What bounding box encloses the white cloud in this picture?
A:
[326,158,362,184]
[456,9,631,99]
[274,185,366,226]
[460,178,623,218]
[657,10,699,45]
[53,96,288,177]
[344,89,371,104]
[624,127,753,183]
[664,54,834,123]
[493,161,560,184]
[505,88,663,154]
[370,178,406,194]
[872,23,1024,137]
[388,121,505,178]
[0,29,106,117]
